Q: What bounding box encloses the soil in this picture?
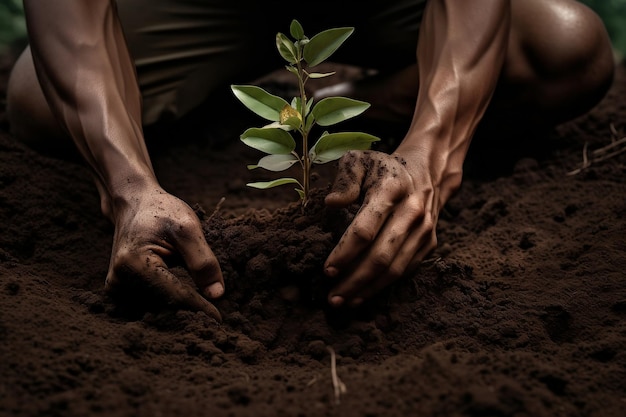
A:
[1,49,625,417]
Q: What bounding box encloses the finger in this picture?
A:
[352,218,437,303]
[324,191,395,278]
[106,254,222,322]
[350,191,439,303]
[324,160,412,278]
[167,215,225,300]
[325,151,367,208]
[406,228,439,272]
[154,267,222,321]
[327,195,425,305]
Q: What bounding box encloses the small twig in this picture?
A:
[208,196,226,221]
[590,135,626,157]
[567,134,626,176]
[327,346,347,405]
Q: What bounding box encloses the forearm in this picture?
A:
[23,0,156,210]
[396,0,510,200]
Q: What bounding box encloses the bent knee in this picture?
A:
[506,0,615,121]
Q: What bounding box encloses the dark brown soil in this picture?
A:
[1,50,625,417]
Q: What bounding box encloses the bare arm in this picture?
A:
[397,0,510,201]
[24,0,151,208]
[325,0,510,306]
[24,0,224,319]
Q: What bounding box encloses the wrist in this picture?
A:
[105,167,161,215]
[395,131,467,199]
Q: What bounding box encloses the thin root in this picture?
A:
[327,346,347,405]
[567,133,626,176]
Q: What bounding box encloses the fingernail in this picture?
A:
[325,266,339,277]
[329,295,344,307]
[207,282,224,298]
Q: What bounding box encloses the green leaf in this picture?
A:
[276,32,298,64]
[295,188,305,200]
[285,65,299,76]
[306,71,336,79]
[305,97,314,114]
[247,178,302,189]
[249,154,299,172]
[240,127,296,154]
[303,27,354,67]
[310,132,380,164]
[231,85,290,121]
[304,113,315,131]
[290,19,305,40]
[311,97,370,126]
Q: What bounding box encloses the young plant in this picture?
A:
[231,19,380,207]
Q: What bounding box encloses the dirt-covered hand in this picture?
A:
[104,187,224,321]
[324,150,439,307]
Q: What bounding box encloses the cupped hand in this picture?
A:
[104,186,224,321]
[324,150,440,307]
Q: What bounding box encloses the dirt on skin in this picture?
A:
[1,50,626,417]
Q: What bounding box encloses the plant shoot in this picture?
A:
[231,19,380,206]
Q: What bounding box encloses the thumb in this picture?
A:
[171,219,225,300]
[184,242,225,300]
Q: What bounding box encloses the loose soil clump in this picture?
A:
[1,54,625,417]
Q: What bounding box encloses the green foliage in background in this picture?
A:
[580,0,626,58]
[0,0,26,52]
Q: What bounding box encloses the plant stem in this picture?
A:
[296,60,310,206]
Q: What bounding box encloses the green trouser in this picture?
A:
[116,0,427,125]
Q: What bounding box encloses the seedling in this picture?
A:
[231,19,380,207]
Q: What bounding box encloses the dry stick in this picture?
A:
[591,135,626,156]
[208,196,226,222]
[327,346,347,405]
[567,135,626,176]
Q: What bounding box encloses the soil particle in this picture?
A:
[1,59,626,417]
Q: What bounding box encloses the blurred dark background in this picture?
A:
[1,0,625,60]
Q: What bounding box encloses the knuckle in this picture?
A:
[384,179,404,197]
[113,246,136,268]
[369,251,394,270]
[173,215,199,237]
[351,223,376,243]
[420,216,436,233]
[378,174,412,201]
[194,257,220,276]
[404,197,426,223]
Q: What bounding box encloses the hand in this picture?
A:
[324,150,440,307]
[104,186,224,321]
